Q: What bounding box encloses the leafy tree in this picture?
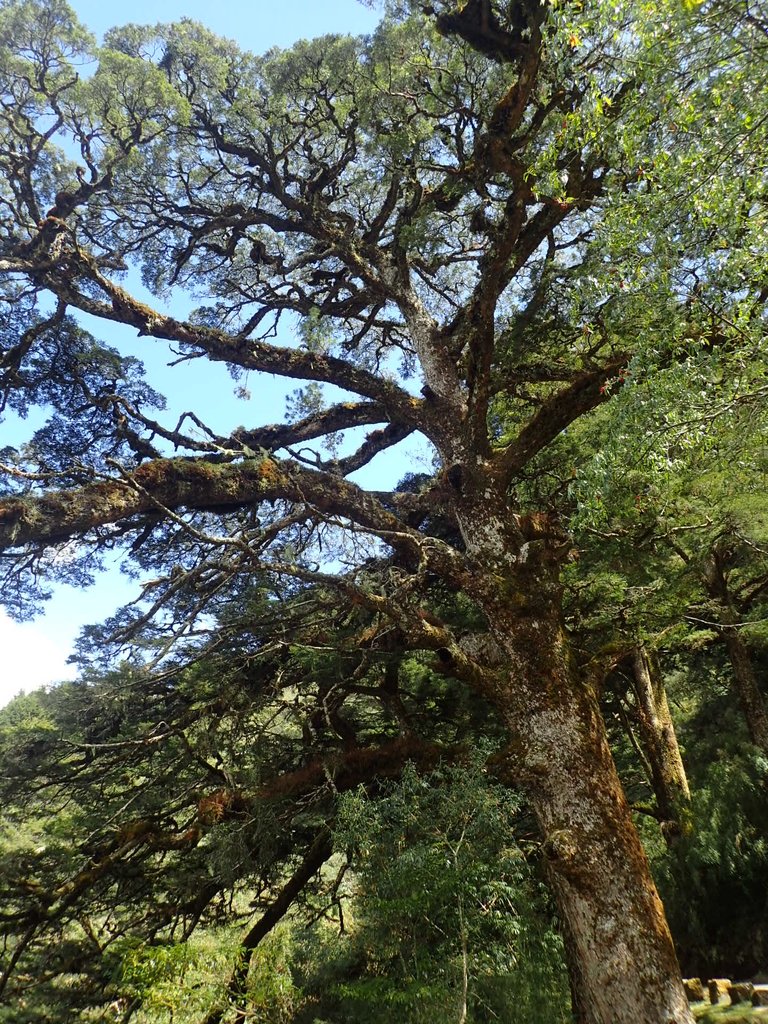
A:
[1,0,767,1021]
[323,759,570,1024]
[652,709,768,979]
[542,306,768,973]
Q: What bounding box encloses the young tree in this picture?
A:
[1,0,765,1020]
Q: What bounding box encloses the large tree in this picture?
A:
[1,0,766,1020]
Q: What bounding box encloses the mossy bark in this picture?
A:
[456,501,693,1024]
[720,622,768,755]
[705,552,768,755]
[492,620,692,1024]
[630,646,691,840]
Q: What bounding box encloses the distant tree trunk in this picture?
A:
[706,548,768,755]
[457,502,693,1024]
[719,620,768,754]
[629,646,691,841]
[205,828,333,1024]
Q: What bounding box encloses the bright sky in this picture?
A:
[1,0,393,708]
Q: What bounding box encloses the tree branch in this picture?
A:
[201,828,334,1024]
[11,253,423,427]
[0,454,467,583]
[496,356,627,483]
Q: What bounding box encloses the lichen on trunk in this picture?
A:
[496,628,692,1024]
[458,506,693,1024]
[628,646,691,841]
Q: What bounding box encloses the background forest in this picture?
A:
[1,0,768,1021]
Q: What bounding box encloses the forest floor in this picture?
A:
[694,1004,768,1023]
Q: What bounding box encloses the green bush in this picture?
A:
[290,758,571,1024]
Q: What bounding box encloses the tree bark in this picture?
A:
[705,550,768,755]
[629,646,691,841]
[547,871,592,1024]
[456,499,693,1024]
[492,623,692,1024]
[720,621,768,754]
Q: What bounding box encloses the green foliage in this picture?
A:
[694,1007,766,1024]
[301,758,572,1024]
[651,750,768,976]
[116,937,194,1002]
[2,0,768,1019]
[105,926,303,1024]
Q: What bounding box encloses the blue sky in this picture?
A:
[69,0,381,51]
[1,0,429,706]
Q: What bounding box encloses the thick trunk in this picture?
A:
[629,647,691,840]
[548,873,592,1024]
[720,623,768,754]
[490,621,692,1024]
[445,487,692,1023]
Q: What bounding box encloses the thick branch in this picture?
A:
[329,421,415,476]
[496,356,627,482]
[231,401,391,453]
[11,253,423,428]
[0,454,467,582]
[433,0,544,65]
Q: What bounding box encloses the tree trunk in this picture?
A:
[629,646,691,840]
[489,620,693,1024]
[705,549,768,754]
[720,621,768,754]
[453,493,692,1024]
[547,870,592,1024]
